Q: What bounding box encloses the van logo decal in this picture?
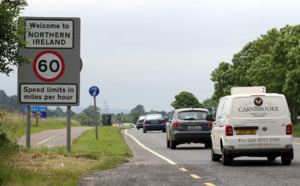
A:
[262,127,267,131]
[254,97,263,106]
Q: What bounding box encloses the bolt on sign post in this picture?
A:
[89,86,100,140]
[18,17,81,151]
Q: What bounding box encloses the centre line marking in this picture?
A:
[125,129,177,165]
[35,131,66,146]
[205,183,216,186]
[190,174,201,179]
[179,168,188,172]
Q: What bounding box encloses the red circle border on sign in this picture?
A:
[33,50,65,82]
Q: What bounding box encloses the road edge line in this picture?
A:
[125,129,177,165]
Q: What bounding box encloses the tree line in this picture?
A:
[210,25,300,122]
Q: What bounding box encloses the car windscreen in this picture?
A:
[177,111,208,120]
[231,96,288,118]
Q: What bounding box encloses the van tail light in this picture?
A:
[286,124,292,135]
[144,120,148,124]
[226,125,233,136]
[162,120,165,124]
[207,122,213,127]
[172,122,181,127]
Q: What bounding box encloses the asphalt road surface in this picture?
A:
[18,127,93,148]
[80,128,300,186]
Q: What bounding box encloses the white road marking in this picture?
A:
[125,129,177,165]
[35,131,66,146]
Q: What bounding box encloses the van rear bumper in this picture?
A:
[224,145,294,158]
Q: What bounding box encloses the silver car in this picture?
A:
[166,108,212,149]
[136,115,145,130]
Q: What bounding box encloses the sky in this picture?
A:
[1,0,300,113]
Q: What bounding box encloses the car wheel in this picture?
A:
[211,145,221,162]
[267,156,276,162]
[166,135,170,148]
[162,129,166,133]
[143,128,147,133]
[281,155,292,165]
[222,148,232,166]
[137,127,140,130]
[170,139,176,149]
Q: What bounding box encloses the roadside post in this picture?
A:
[89,86,100,139]
[18,17,81,151]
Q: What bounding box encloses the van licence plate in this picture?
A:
[188,126,202,130]
[236,129,256,135]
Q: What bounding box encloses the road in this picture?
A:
[81,128,300,186]
[18,127,93,148]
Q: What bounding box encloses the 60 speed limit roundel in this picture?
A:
[33,50,65,82]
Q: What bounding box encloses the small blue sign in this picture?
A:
[89,86,100,96]
[23,105,47,112]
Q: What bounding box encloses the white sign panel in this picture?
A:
[25,20,74,49]
[20,84,78,104]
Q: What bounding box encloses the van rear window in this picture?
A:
[231,96,288,118]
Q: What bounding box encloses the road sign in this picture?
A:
[33,50,65,82]
[89,86,100,96]
[23,105,47,112]
[18,17,81,106]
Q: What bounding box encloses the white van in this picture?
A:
[210,87,293,165]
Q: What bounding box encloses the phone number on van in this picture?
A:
[238,138,280,143]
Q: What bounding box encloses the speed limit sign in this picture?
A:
[33,50,65,82]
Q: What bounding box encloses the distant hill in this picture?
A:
[49,106,130,114]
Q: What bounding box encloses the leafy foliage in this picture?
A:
[130,104,145,115]
[171,91,203,109]
[0,0,31,76]
[210,24,300,122]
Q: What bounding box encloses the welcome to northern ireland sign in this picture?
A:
[18,17,81,106]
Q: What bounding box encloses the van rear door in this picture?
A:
[230,95,291,149]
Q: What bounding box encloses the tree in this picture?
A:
[202,98,218,114]
[73,112,89,125]
[130,112,142,123]
[0,90,9,105]
[0,0,31,75]
[131,104,145,115]
[210,24,300,122]
[210,62,232,101]
[171,91,203,109]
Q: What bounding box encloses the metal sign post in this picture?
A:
[26,105,30,148]
[67,106,71,151]
[89,86,100,140]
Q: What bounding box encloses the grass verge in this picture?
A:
[0,126,132,186]
[0,113,81,139]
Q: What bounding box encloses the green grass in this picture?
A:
[293,124,300,137]
[0,113,81,139]
[0,113,132,186]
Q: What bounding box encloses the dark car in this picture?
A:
[136,115,145,130]
[143,114,166,133]
[166,108,213,149]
